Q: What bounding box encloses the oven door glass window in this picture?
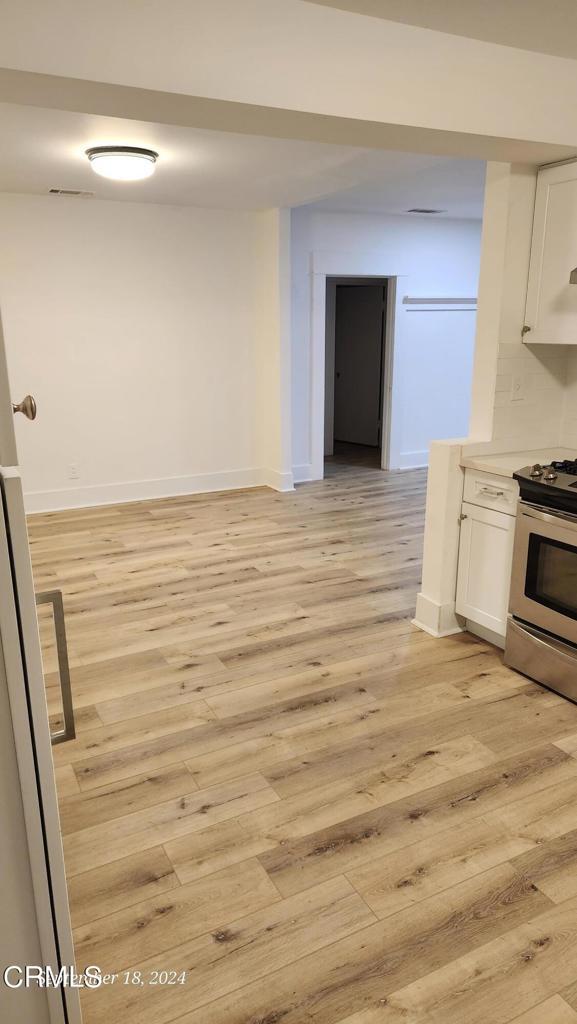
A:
[526,533,577,621]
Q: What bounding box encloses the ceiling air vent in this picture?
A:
[48,188,95,198]
[406,208,446,214]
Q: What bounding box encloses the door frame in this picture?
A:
[310,249,407,480]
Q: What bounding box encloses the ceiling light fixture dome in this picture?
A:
[86,146,158,181]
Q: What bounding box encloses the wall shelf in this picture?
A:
[403,296,477,307]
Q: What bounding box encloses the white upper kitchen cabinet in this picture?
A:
[525,161,577,345]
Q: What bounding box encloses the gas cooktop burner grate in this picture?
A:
[515,457,577,512]
[550,460,577,475]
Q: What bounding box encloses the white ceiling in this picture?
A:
[307,154,485,218]
[306,0,577,61]
[0,102,484,217]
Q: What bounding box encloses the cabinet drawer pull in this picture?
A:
[478,485,505,497]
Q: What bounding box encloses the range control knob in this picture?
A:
[544,466,558,482]
[529,464,544,477]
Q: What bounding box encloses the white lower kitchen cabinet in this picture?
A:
[456,501,516,640]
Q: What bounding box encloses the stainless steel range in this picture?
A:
[505,459,577,701]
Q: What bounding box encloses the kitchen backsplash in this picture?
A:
[492,342,570,450]
[563,348,577,449]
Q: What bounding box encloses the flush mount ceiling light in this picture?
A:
[85,146,158,181]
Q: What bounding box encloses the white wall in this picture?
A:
[254,209,293,490]
[291,206,482,474]
[0,194,290,511]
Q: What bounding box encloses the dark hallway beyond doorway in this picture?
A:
[325,278,388,471]
[333,283,386,449]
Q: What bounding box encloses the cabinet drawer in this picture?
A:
[463,469,518,515]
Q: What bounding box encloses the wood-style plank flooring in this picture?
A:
[28,448,577,1024]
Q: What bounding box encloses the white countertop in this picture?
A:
[461,448,577,478]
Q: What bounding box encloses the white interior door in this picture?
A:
[0,313,81,1023]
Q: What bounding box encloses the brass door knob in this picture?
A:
[12,395,37,420]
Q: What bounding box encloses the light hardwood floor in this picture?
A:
[28,453,577,1024]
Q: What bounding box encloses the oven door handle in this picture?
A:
[520,502,577,530]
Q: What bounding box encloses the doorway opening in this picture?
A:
[324,277,388,471]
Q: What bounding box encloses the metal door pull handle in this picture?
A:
[479,485,505,497]
[36,589,75,744]
[13,395,37,420]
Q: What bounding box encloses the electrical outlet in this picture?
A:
[68,462,79,480]
[510,374,526,402]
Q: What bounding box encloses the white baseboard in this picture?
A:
[413,592,464,638]
[259,468,295,492]
[25,466,293,514]
[292,463,313,483]
[399,450,429,470]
